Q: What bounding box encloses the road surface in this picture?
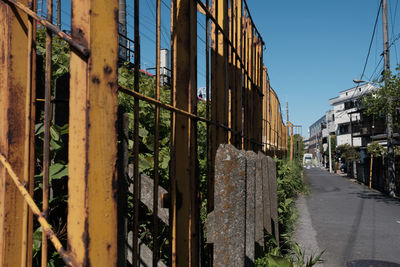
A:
[294,167,400,266]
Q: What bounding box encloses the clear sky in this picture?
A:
[52,0,400,137]
[247,0,400,137]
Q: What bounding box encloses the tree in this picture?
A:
[362,67,400,128]
[362,67,400,196]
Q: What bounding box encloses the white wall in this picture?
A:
[336,134,362,147]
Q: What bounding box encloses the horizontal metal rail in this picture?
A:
[3,0,89,57]
[0,153,77,267]
[118,85,263,146]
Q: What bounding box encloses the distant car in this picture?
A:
[303,153,313,166]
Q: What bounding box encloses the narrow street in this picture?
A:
[295,167,400,266]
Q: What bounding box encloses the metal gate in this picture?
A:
[0,0,288,266]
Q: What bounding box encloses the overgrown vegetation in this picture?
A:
[336,144,360,162]
[32,28,70,266]
[255,159,324,266]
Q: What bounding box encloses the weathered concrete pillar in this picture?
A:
[207,144,247,266]
[260,153,271,237]
[245,151,257,263]
[255,152,265,256]
[267,156,279,244]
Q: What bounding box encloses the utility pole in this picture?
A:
[286,102,289,123]
[328,134,333,173]
[382,0,396,196]
[56,0,61,29]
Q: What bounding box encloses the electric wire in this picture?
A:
[346,0,382,106]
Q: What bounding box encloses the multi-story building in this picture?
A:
[329,83,377,147]
[308,115,326,162]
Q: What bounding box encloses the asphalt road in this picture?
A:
[294,167,400,266]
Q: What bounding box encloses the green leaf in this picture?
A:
[35,123,44,136]
[50,125,60,141]
[32,227,42,257]
[266,255,294,267]
[49,163,68,180]
[139,126,149,138]
[50,139,63,151]
[53,124,69,135]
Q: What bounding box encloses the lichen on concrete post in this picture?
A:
[207,144,247,266]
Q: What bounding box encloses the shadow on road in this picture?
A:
[350,190,400,207]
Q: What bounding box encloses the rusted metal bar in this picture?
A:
[42,0,52,265]
[68,0,118,265]
[236,0,242,149]
[170,0,198,264]
[0,154,77,267]
[205,0,212,263]
[153,0,161,265]
[230,0,236,146]
[266,77,270,151]
[244,15,249,149]
[242,0,263,45]
[218,0,228,145]
[22,0,36,265]
[0,1,30,265]
[196,0,262,95]
[132,0,140,265]
[201,0,214,266]
[227,0,232,144]
[209,0,217,214]
[3,0,89,56]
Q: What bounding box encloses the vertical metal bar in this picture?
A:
[209,0,217,214]
[169,0,176,263]
[68,0,119,265]
[242,12,247,149]
[153,0,161,265]
[205,1,213,264]
[236,0,242,149]
[0,1,30,266]
[217,0,228,145]
[227,0,232,144]
[267,80,271,152]
[133,0,140,265]
[42,0,53,265]
[262,66,266,152]
[23,1,36,266]
[170,0,198,266]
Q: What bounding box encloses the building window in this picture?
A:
[344,101,354,110]
[338,124,349,135]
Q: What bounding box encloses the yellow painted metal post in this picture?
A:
[0,1,30,266]
[210,0,228,210]
[171,0,198,265]
[228,2,232,144]
[369,155,373,189]
[68,0,118,265]
[262,67,266,152]
[266,77,271,152]
[237,0,243,149]
[216,0,228,145]
[24,1,37,265]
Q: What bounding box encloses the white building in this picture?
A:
[329,83,377,147]
[322,110,335,152]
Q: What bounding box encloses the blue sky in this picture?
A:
[247,0,400,137]
[50,0,400,137]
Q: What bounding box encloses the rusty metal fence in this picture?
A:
[0,0,288,266]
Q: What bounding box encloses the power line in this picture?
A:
[346,0,382,105]
[360,0,382,81]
